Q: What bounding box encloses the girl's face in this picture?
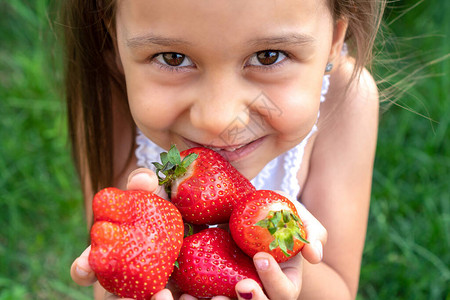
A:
[115,0,343,179]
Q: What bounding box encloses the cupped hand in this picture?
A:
[70,173,327,300]
[205,192,327,300]
[275,190,327,265]
[70,168,174,300]
[173,252,305,300]
[173,194,327,300]
[236,200,327,300]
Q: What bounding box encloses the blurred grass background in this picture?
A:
[0,0,448,299]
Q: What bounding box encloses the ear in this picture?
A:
[327,18,348,72]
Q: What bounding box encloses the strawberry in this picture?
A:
[229,190,309,263]
[153,145,255,225]
[171,227,262,298]
[89,188,184,299]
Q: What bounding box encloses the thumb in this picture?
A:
[126,168,168,199]
[294,202,327,264]
[274,190,327,264]
[70,246,97,286]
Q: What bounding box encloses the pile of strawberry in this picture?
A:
[89,146,309,299]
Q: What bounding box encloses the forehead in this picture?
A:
[115,0,332,48]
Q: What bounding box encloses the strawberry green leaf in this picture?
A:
[276,237,289,256]
[174,165,187,178]
[184,223,194,237]
[293,230,309,244]
[269,239,278,251]
[271,211,282,227]
[181,153,198,168]
[160,152,169,165]
[282,210,291,223]
[256,209,309,257]
[167,145,182,165]
[152,145,199,198]
[255,219,270,228]
[152,162,164,171]
[285,233,294,251]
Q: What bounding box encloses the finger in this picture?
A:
[103,291,134,300]
[179,294,198,300]
[70,246,97,286]
[252,252,302,300]
[293,202,327,264]
[103,289,171,300]
[127,168,168,198]
[151,289,174,300]
[235,279,268,300]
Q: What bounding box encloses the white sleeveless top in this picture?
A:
[136,75,330,201]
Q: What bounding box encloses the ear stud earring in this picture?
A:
[325,62,333,73]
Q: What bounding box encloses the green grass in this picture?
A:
[358,1,450,299]
[0,0,448,299]
[0,1,91,299]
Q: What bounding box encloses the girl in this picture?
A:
[68,0,384,299]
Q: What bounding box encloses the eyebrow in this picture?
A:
[126,34,192,48]
[249,33,316,47]
[126,33,316,49]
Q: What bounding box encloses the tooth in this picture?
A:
[207,144,245,152]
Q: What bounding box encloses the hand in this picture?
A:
[70,168,176,300]
[172,195,327,300]
[234,192,326,300]
[71,172,326,300]
[211,192,327,300]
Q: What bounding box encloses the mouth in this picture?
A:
[182,136,265,162]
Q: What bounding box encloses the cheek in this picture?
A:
[126,79,185,131]
[265,83,322,138]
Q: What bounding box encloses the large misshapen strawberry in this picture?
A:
[229,190,309,263]
[171,227,262,298]
[89,188,184,299]
[153,145,256,225]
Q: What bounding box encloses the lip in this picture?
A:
[182,136,266,162]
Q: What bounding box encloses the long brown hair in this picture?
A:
[61,0,132,196]
[60,0,385,198]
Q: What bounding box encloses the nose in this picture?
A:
[189,71,253,138]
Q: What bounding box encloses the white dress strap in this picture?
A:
[250,75,330,199]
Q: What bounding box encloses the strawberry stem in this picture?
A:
[256,210,309,257]
[184,223,194,238]
[152,145,198,196]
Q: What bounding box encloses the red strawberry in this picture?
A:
[171,227,262,298]
[153,145,255,225]
[89,188,184,299]
[229,190,309,263]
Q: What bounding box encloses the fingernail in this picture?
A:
[129,171,152,183]
[254,258,269,271]
[314,240,323,261]
[76,265,90,278]
[238,292,253,299]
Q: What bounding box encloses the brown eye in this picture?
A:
[256,50,279,65]
[162,52,186,66]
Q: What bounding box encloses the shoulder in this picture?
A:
[314,56,379,158]
[323,56,379,132]
[299,58,380,296]
[301,55,380,200]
